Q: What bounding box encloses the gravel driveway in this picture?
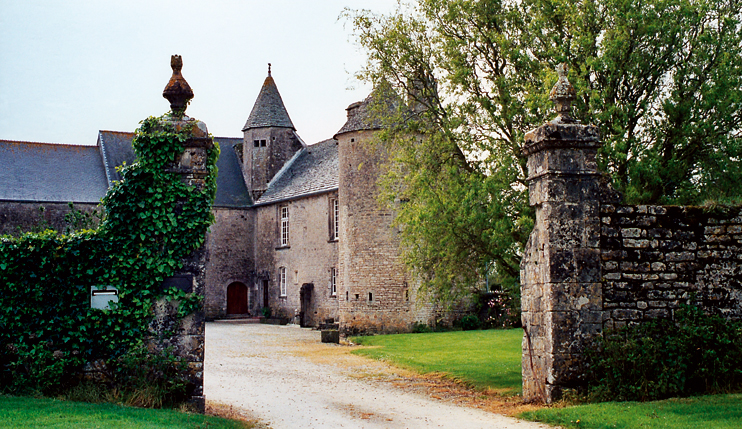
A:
[205,322,556,429]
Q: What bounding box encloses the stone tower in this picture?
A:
[242,64,304,200]
[335,93,425,335]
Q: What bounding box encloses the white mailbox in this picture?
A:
[90,286,119,310]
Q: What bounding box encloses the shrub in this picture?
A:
[411,321,432,333]
[586,305,742,401]
[460,314,482,331]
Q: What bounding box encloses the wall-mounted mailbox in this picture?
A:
[91,286,119,310]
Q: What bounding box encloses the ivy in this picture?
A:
[0,114,219,396]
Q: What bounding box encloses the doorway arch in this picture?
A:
[226,282,248,315]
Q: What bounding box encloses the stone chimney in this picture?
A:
[520,64,604,403]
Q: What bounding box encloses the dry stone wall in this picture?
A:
[601,204,742,327]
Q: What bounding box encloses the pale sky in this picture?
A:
[0,0,398,146]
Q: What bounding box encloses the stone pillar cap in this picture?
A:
[163,55,194,117]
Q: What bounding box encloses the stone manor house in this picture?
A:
[0,70,440,334]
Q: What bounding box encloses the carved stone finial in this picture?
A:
[163,54,194,116]
[268,63,272,76]
[549,63,576,123]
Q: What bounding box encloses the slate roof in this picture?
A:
[212,137,252,208]
[97,131,252,208]
[255,138,339,206]
[0,140,109,203]
[335,88,400,137]
[98,131,135,185]
[242,75,295,131]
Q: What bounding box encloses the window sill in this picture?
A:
[276,245,290,250]
[327,238,338,243]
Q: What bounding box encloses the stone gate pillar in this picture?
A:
[520,64,603,403]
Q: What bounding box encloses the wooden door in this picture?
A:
[226,282,248,315]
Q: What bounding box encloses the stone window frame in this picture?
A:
[279,267,287,297]
[279,205,289,247]
[329,197,339,241]
[330,267,337,296]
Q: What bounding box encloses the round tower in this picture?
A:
[335,94,427,335]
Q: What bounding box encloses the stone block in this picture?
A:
[321,329,340,343]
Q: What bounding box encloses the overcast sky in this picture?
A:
[0,0,398,146]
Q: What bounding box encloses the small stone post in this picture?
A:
[520,64,603,403]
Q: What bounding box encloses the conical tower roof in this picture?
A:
[242,66,295,131]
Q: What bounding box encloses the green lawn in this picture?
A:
[351,328,523,394]
[520,394,742,429]
[0,395,250,429]
[351,329,742,429]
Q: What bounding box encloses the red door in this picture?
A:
[226,282,248,315]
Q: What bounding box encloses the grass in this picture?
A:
[350,328,522,394]
[351,329,742,428]
[0,395,252,429]
[520,394,742,429]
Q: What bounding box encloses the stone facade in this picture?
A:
[336,122,432,335]
[203,207,255,319]
[254,191,340,326]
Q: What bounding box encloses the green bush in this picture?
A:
[411,321,432,333]
[586,305,742,401]
[460,314,482,331]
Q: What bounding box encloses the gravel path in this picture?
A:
[205,322,556,429]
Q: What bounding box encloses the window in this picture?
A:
[368,292,373,302]
[330,268,337,296]
[330,198,339,240]
[279,267,287,297]
[253,140,260,148]
[260,139,267,147]
[280,205,289,246]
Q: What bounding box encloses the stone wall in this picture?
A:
[521,106,742,403]
[336,128,434,335]
[0,201,100,236]
[243,128,303,200]
[150,246,208,412]
[203,207,255,319]
[253,192,340,326]
[601,204,742,327]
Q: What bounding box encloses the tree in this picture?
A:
[345,0,742,303]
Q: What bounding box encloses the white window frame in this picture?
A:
[279,267,287,297]
[280,205,289,246]
[331,198,339,240]
[331,267,337,296]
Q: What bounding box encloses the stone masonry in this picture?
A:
[601,204,742,325]
[520,67,604,402]
[521,64,742,403]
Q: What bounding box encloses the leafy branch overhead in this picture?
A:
[345,0,742,302]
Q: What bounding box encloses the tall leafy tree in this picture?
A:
[345,0,742,302]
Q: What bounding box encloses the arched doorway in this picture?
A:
[226,282,248,315]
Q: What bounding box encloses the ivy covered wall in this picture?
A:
[0,113,218,409]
